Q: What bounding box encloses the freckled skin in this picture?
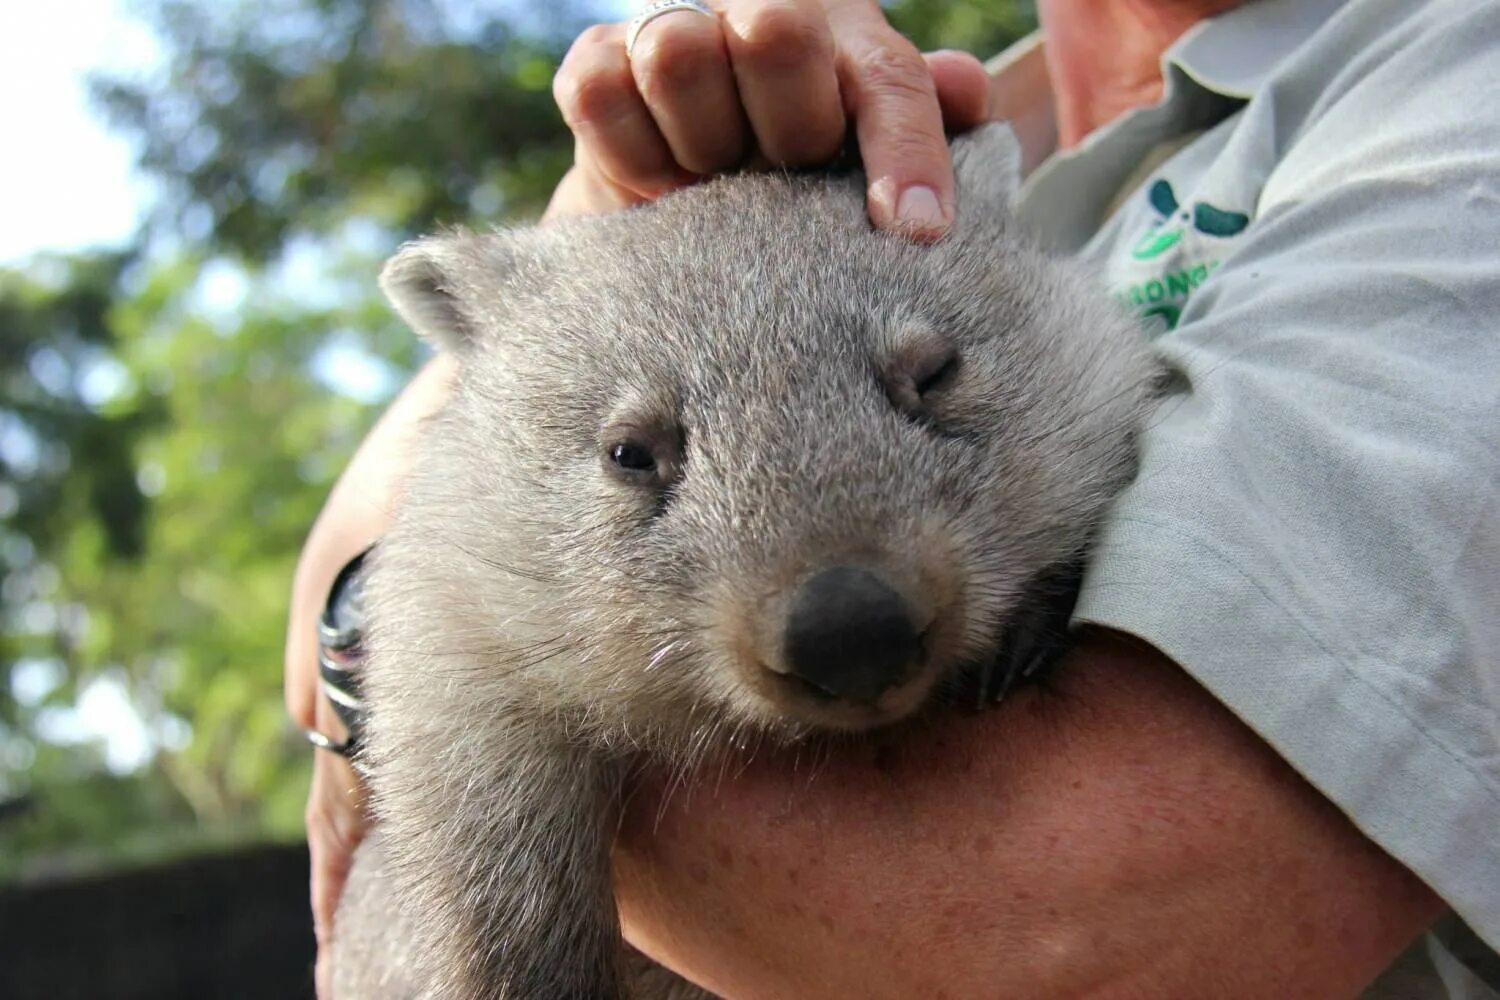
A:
[614,633,1441,1000]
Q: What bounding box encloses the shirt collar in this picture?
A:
[986,0,1350,172]
[986,0,1349,252]
[1170,0,1350,99]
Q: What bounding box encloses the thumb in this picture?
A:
[306,711,368,997]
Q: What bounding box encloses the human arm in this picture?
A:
[614,630,1443,998]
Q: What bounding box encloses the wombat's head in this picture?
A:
[378,124,1157,742]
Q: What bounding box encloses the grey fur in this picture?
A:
[330,123,1159,999]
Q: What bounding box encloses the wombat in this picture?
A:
[329,123,1160,999]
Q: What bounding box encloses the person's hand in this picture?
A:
[615,631,1443,998]
[546,0,993,235]
[284,354,455,998]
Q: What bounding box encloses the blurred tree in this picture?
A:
[885,0,1035,57]
[0,252,174,875]
[1,0,1033,876]
[93,0,609,259]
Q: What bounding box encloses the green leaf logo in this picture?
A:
[1131,227,1183,260]
[1129,179,1249,260]
[1192,202,1250,237]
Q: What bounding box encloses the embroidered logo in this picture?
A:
[1113,179,1250,332]
[1131,179,1249,259]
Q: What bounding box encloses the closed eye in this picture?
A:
[914,350,960,397]
[883,340,961,420]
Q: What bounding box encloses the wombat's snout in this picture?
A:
[781,567,922,705]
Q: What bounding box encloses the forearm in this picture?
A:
[615,631,1442,999]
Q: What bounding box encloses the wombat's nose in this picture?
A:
[783,567,921,704]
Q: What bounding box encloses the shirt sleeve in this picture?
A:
[1072,0,1500,953]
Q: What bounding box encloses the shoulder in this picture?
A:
[1256,0,1500,201]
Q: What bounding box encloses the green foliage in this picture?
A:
[93,0,603,258]
[884,0,1035,57]
[1,0,1033,877]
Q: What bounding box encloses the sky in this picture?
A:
[0,0,640,266]
[0,0,162,265]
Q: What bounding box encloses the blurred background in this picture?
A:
[0,0,1031,994]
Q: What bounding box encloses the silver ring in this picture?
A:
[625,0,716,59]
[304,726,355,757]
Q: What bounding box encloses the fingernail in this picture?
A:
[896,184,949,233]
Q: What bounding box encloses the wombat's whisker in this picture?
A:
[400,525,561,586]
[646,641,681,671]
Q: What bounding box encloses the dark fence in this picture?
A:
[0,843,314,999]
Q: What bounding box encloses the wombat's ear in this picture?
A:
[380,232,502,354]
[950,121,1024,227]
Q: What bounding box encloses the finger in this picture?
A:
[308,731,367,993]
[316,945,335,1000]
[925,49,991,132]
[554,23,696,198]
[828,5,953,239]
[310,786,360,1000]
[308,720,366,926]
[307,671,367,973]
[629,8,749,175]
[542,158,645,223]
[309,797,360,956]
[721,0,846,166]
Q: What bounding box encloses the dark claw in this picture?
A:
[965,557,1086,708]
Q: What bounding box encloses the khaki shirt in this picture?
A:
[988,1,1500,995]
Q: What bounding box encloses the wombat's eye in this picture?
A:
[601,425,682,493]
[882,335,960,421]
[913,348,960,397]
[610,442,656,473]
